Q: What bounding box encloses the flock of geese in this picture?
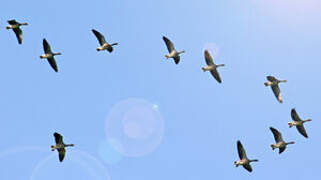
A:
[6,19,312,172]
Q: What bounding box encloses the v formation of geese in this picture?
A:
[5,19,313,170]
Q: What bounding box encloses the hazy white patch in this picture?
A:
[105,98,164,157]
[203,42,220,59]
[30,150,110,180]
[98,139,123,165]
[152,104,159,110]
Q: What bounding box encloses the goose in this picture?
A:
[51,132,74,162]
[6,19,28,44]
[270,127,294,154]
[162,36,185,64]
[92,29,118,53]
[202,50,225,83]
[264,76,287,103]
[289,108,311,138]
[234,140,258,172]
[39,39,61,72]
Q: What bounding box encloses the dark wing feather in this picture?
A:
[270,127,283,143]
[174,56,180,64]
[243,164,253,172]
[54,132,63,144]
[267,76,277,82]
[58,148,65,162]
[107,46,113,53]
[204,50,214,65]
[291,108,301,121]
[163,36,175,53]
[296,125,308,138]
[92,29,106,46]
[279,146,286,154]
[13,28,22,44]
[47,57,58,72]
[237,140,247,159]
[210,68,222,83]
[43,39,52,53]
[271,85,282,103]
[8,19,18,25]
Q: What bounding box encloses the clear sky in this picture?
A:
[1,0,321,179]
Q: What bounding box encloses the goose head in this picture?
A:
[278,80,287,83]
[178,50,185,54]
[304,118,312,123]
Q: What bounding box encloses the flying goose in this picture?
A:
[92,29,118,53]
[202,50,225,83]
[162,36,185,64]
[264,76,287,103]
[289,108,311,138]
[6,19,28,44]
[270,127,294,154]
[39,39,61,72]
[234,140,258,172]
[51,132,74,162]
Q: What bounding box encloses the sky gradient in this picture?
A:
[1,0,321,179]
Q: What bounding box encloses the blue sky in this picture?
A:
[1,0,321,179]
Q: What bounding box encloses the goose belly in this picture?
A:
[40,54,53,59]
[203,66,214,71]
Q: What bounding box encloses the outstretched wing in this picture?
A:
[8,19,18,25]
[47,57,58,72]
[270,127,283,143]
[296,125,308,138]
[54,132,63,144]
[291,108,301,121]
[43,39,52,53]
[267,76,277,82]
[107,46,113,53]
[204,50,214,66]
[243,164,253,172]
[58,148,65,162]
[237,140,247,160]
[13,28,22,44]
[163,36,175,53]
[210,69,222,83]
[271,85,282,103]
[279,146,286,154]
[173,56,180,64]
[92,29,106,46]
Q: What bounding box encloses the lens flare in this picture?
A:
[105,98,164,157]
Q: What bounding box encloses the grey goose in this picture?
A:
[202,50,224,83]
[289,108,312,138]
[234,140,258,172]
[51,132,74,162]
[39,39,61,72]
[264,76,287,103]
[92,29,118,53]
[162,36,185,64]
[6,19,28,44]
[270,127,294,154]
